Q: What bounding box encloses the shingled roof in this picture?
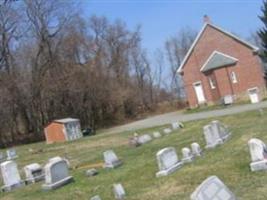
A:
[200,51,238,72]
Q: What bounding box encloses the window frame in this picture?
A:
[230,71,238,84]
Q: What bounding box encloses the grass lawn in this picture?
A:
[1,109,267,199]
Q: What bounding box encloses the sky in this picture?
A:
[82,0,264,55]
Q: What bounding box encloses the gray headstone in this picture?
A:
[0,152,6,162]
[163,128,172,135]
[248,138,267,171]
[6,149,18,160]
[211,120,231,142]
[191,143,202,157]
[91,195,102,200]
[181,147,194,163]
[203,124,222,149]
[0,161,24,192]
[24,163,44,184]
[137,134,152,144]
[191,176,236,200]
[113,183,126,200]
[103,150,122,169]
[42,157,73,190]
[156,147,183,177]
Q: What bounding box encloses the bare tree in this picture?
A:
[165,27,197,99]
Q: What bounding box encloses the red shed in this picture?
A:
[44,118,82,144]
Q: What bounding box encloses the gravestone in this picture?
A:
[24,163,44,184]
[203,121,231,149]
[128,136,140,147]
[156,147,183,177]
[91,195,102,200]
[171,121,184,130]
[191,176,236,200]
[0,152,5,162]
[163,128,172,135]
[203,124,223,149]
[153,131,162,139]
[113,183,126,200]
[248,138,267,171]
[211,120,231,142]
[42,157,73,190]
[103,150,122,169]
[181,147,194,163]
[191,143,202,157]
[137,134,152,144]
[6,149,18,160]
[0,161,24,192]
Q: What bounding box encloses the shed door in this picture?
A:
[194,82,206,104]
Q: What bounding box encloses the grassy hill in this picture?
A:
[1,109,267,199]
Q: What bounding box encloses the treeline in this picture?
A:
[0,0,195,147]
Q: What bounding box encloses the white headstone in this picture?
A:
[42,157,73,190]
[0,161,24,192]
[172,122,180,130]
[203,124,222,149]
[103,150,122,169]
[137,134,152,144]
[163,128,172,135]
[171,121,184,130]
[6,149,18,160]
[24,163,44,184]
[156,147,183,177]
[191,143,202,157]
[182,147,194,163]
[248,138,267,171]
[91,195,102,200]
[153,131,162,139]
[113,183,126,200]
[191,176,236,200]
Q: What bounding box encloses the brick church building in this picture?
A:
[177,16,266,108]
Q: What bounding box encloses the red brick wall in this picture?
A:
[181,24,266,107]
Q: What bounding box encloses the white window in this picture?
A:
[231,71,238,83]
[209,77,216,89]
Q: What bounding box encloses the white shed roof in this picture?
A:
[54,118,79,124]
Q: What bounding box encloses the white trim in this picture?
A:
[177,23,259,74]
[193,81,202,86]
[199,51,238,72]
[247,87,259,93]
[208,77,216,89]
[230,71,238,84]
[193,81,206,103]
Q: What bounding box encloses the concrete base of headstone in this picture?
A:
[91,195,102,200]
[205,139,223,149]
[221,133,231,142]
[182,156,194,164]
[25,174,45,184]
[1,181,24,192]
[42,176,73,191]
[103,160,122,169]
[250,160,267,171]
[156,162,183,177]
